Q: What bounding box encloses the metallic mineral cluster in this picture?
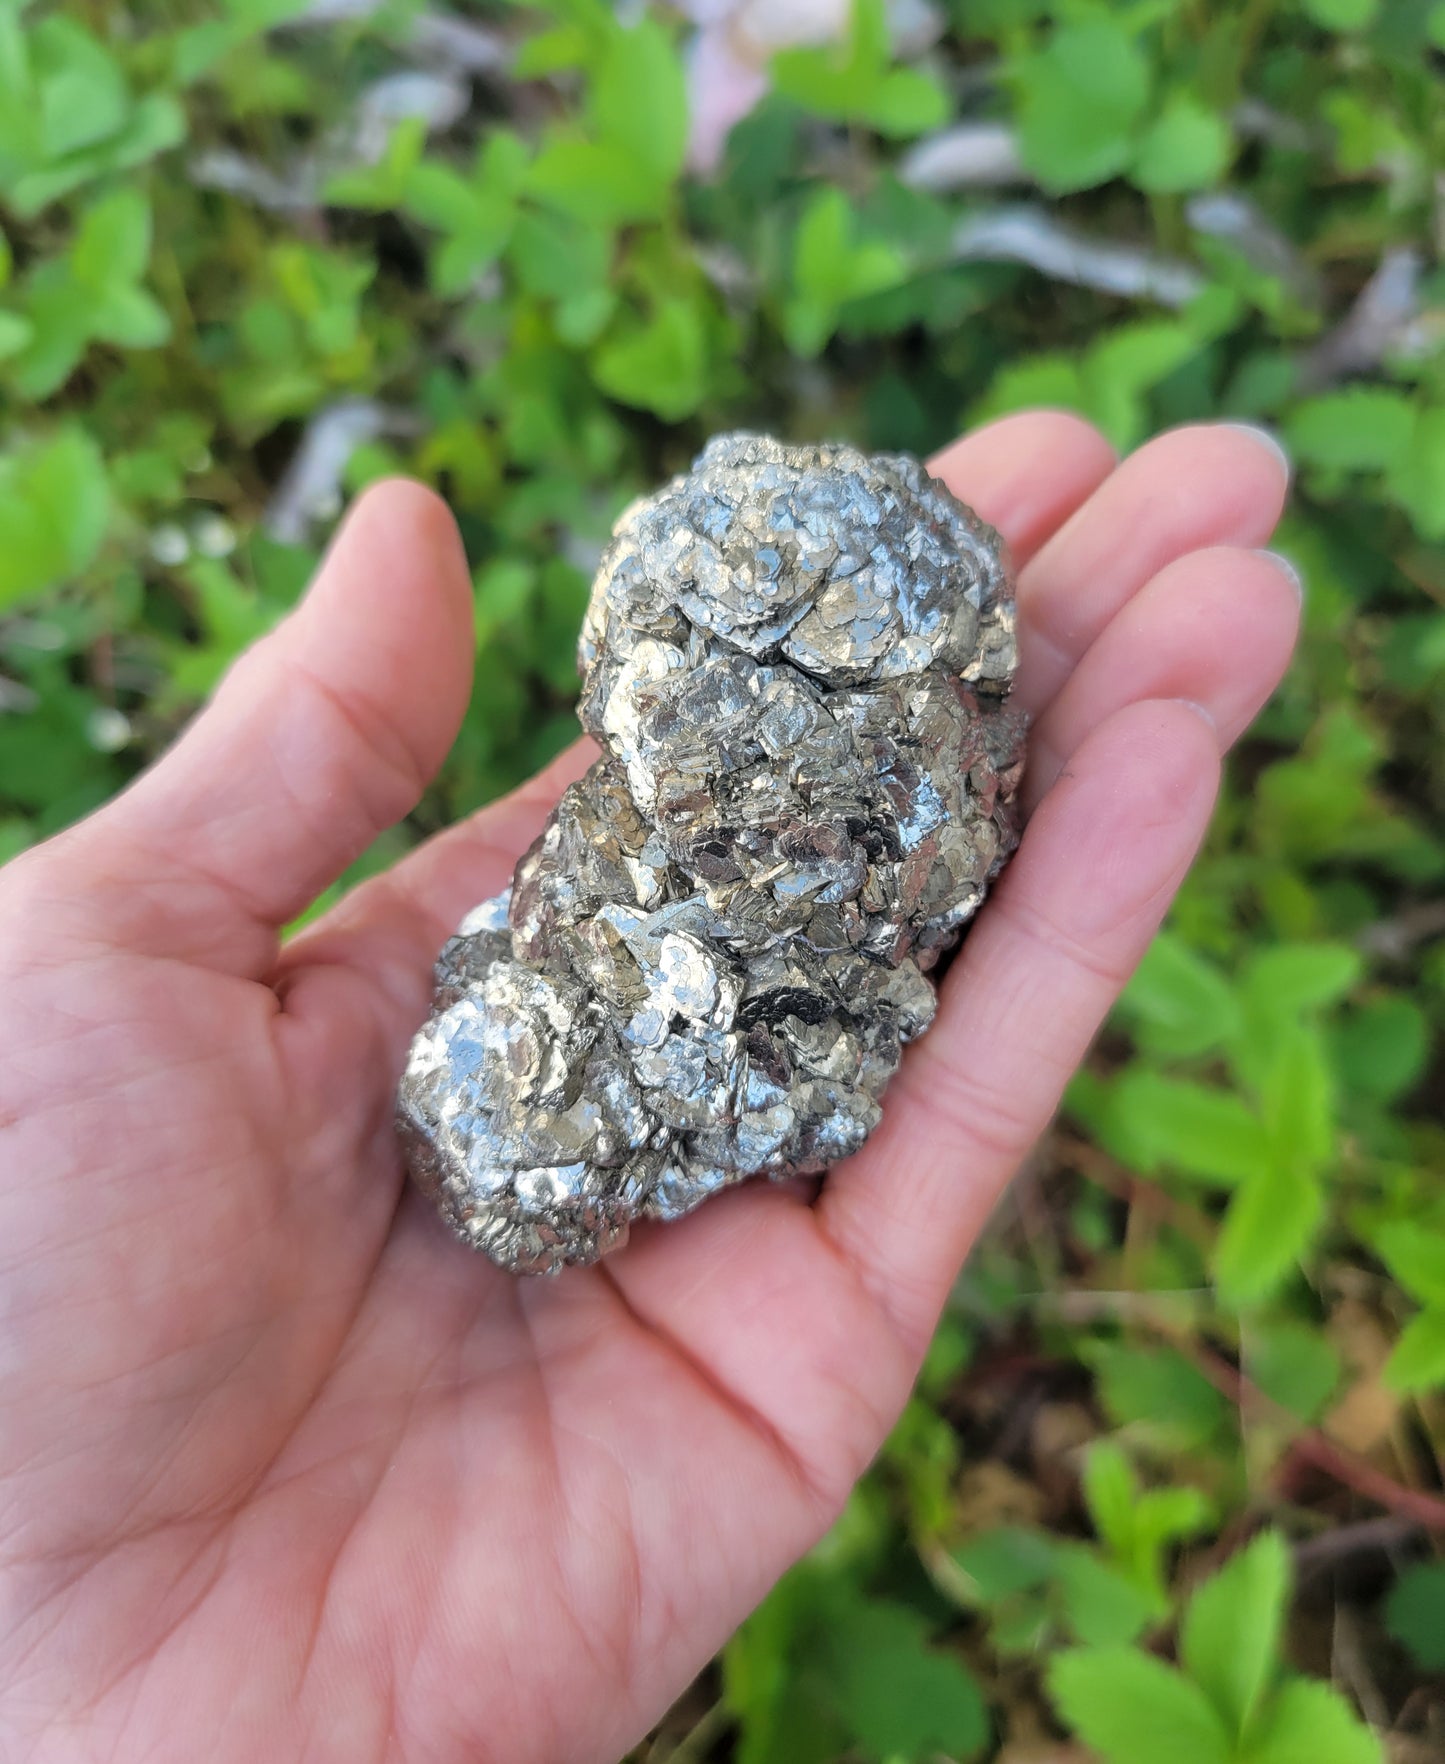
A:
[398,434,1025,1273]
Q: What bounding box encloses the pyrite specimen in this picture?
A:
[398,434,1025,1273]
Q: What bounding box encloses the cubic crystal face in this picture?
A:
[397,434,1025,1273]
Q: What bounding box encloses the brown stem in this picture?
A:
[1294,1514,1420,1574]
[1166,1332,1445,1532]
[1055,1133,1217,1252]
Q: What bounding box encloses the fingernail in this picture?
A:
[1221,421,1292,483]
[1252,547,1304,602]
[1170,697,1218,733]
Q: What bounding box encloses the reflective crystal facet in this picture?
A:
[397,434,1025,1272]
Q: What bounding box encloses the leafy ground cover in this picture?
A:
[1,0,1443,1758]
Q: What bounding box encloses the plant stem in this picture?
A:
[1165,1330,1445,1531]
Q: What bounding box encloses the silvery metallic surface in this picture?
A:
[398,434,1025,1273]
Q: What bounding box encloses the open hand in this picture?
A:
[0,413,1296,1762]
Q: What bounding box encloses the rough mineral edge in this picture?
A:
[397,433,1025,1274]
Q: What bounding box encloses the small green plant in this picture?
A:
[947,1444,1213,1653]
[1051,1532,1382,1764]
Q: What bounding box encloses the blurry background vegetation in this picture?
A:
[2,0,1444,1757]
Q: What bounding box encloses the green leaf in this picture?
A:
[0,682,123,822]
[1109,1072,1271,1187]
[508,209,611,303]
[724,1571,842,1764]
[772,0,945,138]
[1014,19,1152,193]
[1081,1443,1210,1603]
[785,187,906,357]
[1285,389,1414,472]
[34,17,129,160]
[1374,1220,1445,1305]
[1049,1648,1233,1764]
[1132,95,1231,193]
[1384,1563,1445,1670]
[0,817,33,866]
[164,557,280,695]
[591,16,688,187]
[555,286,615,347]
[973,353,1087,428]
[95,285,171,349]
[527,137,667,225]
[72,186,153,289]
[1322,88,1416,176]
[473,559,534,633]
[815,1597,990,1760]
[513,21,591,78]
[952,1527,1058,1603]
[1243,1319,1340,1422]
[1119,932,1241,1057]
[1081,319,1207,448]
[1181,1532,1290,1738]
[1135,1486,1213,1566]
[1383,1308,1445,1393]
[1090,1344,1229,1452]
[1240,1678,1382,1764]
[1243,944,1362,1015]
[1056,1547,1159,1646]
[1236,947,1363,1087]
[1261,1025,1334,1174]
[727,1565,989,1764]
[1387,405,1445,540]
[1300,0,1380,29]
[0,429,110,613]
[591,297,707,420]
[10,279,93,399]
[10,91,184,216]
[405,134,526,294]
[1082,1442,1139,1562]
[1217,1158,1324,1306]
[1331,996,1430,1102]
[0,307,32,356]
[0,11,39,173]
[865,66,950,136]
[405,160,487,233]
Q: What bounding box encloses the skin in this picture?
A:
[0,412,1298,1763]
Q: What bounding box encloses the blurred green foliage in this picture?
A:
[1,0,1444,1756]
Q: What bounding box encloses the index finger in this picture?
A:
[928,408,1117,566]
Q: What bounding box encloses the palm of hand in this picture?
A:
[0,414,1296,1763]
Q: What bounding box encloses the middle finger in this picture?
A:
[1014,421,1290,718]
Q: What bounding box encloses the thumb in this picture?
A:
[58,478,475,977]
